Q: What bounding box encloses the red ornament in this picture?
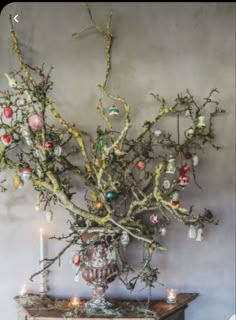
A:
[3,107,13,118]
[183,164,190,173]
[1,134,12,146]
[178,173,189,188]
[72,254,82,266]
[185,152,192,159]
[95,201,104,209]
[136,161,145,170]
[171,200,179,207]
[21,167,32,181]
[28,113,44,131]
[44,141,53,150]
[150,214,158,224]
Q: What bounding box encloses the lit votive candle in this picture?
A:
[166,288,177,304]
[70,297,81,308]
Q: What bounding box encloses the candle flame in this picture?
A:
[71,297,80,306]
[39,228,44,233]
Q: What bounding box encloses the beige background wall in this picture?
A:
[0,2,235,319]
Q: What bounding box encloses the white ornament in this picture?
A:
[188,225,197,239]
[54,145,62,157]
[195,227,204,241]
[196,115,206,128]
[5,73,17,88]
[186,128,194,139]
[185,110,190,117]
[120,231,130,247]
[154,128,162,137]
[166,155,176,174]
[45,211,53,223]
[162,178,171,189]
[192,154,199,166]
[159,227,167,236]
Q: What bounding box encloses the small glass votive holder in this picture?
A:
[166,288,177,304]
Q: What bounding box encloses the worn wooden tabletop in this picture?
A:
[15,293,198,320]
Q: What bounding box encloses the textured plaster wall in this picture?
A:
[0,2,235,320]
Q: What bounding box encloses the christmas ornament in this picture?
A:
[195,227,204,241]
[196,115,206,128]
[108,105,119,116]
[106,191,116,200]
[36,164,44,178]
[54,145,62,157]
[154,128,162,137]
[95,158,102,167]
[95,201,104,209]
[44,141,53,151]
[192,154,199,166]
[34,148,46,161]
[114,148,126,156]
[203,209,213,220]
[28,113,44,131]
[185,109,190,117]
[98,136,104,158]
[21,124,33,146]
[45,211,53,223]
[185,152,192,159]
[21,167,32,182]
[120,231,130,247]
[5,73,17,88]
[13,173,24,190]
[136,160,145,170]
[162,178,171,189]
[178,173,189,188]
[72,253,82,266]
[3,106,13,118]
[186,128,194,139]
[1,134,12,146]
[188,225,197,239]
[166,155,176,174]
[183,164,190,173]
[159,226,167,236]
[150,214,158,224]
[171,191,180,207]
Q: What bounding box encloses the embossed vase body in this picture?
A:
[81,232,118,311]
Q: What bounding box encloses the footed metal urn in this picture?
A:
[81,232,118,311]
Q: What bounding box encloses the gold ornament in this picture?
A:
[13,173,24,190]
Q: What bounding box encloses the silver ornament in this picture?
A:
[45,211,53,223]
[54,145,62,157]
[166,155,176,174]
[188,225,197,239]
[162,178,171,189]
[195,227,204,241]
[186,128,194,139]
[192,154,199,166]
[120,231,130,247]
[154,128,162,137]
[159,227,167,236]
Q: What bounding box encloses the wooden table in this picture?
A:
[15,293,198,320]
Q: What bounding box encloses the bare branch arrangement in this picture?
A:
[0,5,225,298]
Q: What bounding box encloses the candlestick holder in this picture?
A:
[39,269,49,295]
[166,288,177,304]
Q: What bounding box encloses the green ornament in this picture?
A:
[108,105,119,116]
